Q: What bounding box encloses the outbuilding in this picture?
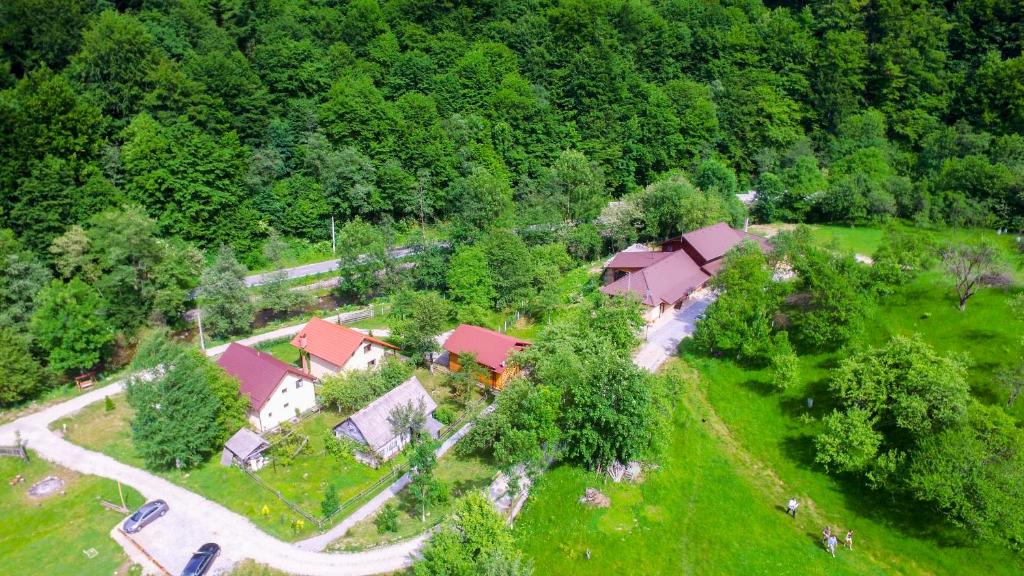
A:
[333,376,443,467]
[220,428,270,471]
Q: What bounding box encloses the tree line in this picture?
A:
[2,0,1023,265]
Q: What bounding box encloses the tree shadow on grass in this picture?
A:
[781,434,819,472]
[830,472,976,549]
[736,378,775,397]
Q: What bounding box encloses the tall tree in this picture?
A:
[30,278,113,374]
[0,229,51,332]
[201,246,253,338]
[0,328,45,407]
[126,334,245,470]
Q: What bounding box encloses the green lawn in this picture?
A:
[516,225,1024,575]
[328,454,496,551]
[516,358,1024,575]
[254,337,302,365]
[0,451,144,576]
[53,399,396,540]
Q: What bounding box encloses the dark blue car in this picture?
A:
[181,543,220,576]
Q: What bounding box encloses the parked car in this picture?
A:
[181,543,220,576]
[122,500,169,534]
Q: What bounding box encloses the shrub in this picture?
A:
[104,395,115,412]
[321,483,339,518]
[375,503,399,533]
[433,405,456,426]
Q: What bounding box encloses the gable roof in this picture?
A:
[217,343,312,411]
[679,222,748,263]
[600,249,711,306]
[290,316,398,368]
[223,428,269,459]
[345,376,438,450]
[606,250,672,270]
[443,324,530,374]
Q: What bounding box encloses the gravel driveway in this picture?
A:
[0,384,424,576]
[633,292,715,372]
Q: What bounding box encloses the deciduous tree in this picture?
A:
[30,278,113,374]
[201,246,253,338]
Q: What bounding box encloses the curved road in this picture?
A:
[0,382,424,575]
[1,300,702,574]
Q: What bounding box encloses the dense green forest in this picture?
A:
[2,0,1023,262]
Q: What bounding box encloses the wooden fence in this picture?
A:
[0,444,28,462]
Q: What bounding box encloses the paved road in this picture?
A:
[633,292,715,372]
[0,383,426,576]
[245,245,433,287]
[204,321,390,357]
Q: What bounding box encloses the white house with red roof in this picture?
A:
[216,343,316,432]
[442,324,530,390]
[290,316,399,379]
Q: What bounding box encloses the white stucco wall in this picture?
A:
[308,355,343,380]
[254,373,317,432]
[342,341,390,372]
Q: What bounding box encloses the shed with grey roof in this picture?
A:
[333,376,442,467]
[220,427,270,471]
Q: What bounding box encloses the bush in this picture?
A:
[375,503,399,533]
[104,395,115,412]
[323,431,360,464]
[433,405,456,426]
[321,483,339,518]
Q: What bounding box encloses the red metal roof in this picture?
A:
[442,324,530,374]
[679,222,748,263]
[290,316,398,369]
[606,251,671,270]
[216,343,312,411]
[600,250,711,306]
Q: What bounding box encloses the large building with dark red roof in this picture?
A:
[601,222,770,322]
[442,324,530,390]
[217,343,316,432]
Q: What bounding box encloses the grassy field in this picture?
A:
[0,452,144,576]
[516,225,1024,575]
[328,454,496,551]
[254,337,302,365]
[53,400,396,540]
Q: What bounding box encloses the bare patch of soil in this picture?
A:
[27,475,65,498]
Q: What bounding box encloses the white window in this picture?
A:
[367,359,376,368]
[363,343,372,353]
[295,380,303,388]
[283,402,290,409]
[281,387,288,394]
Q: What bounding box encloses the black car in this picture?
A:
[122,500,169,534]
[181,543,220,576]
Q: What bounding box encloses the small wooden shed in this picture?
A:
[220,428,270,471]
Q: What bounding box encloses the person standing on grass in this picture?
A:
[822,525,831,545]
[827,535,838,558]
[845,530,854,550]
[786,498,799,518]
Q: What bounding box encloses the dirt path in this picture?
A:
[677,365,899,574]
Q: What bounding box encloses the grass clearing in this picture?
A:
[53,400,397,540]
[328,454,496,551]
[517,225,1024,575]
[254,337,302,365]
[0,451,144,576]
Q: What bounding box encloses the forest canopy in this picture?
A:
[1,0,1023,265]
